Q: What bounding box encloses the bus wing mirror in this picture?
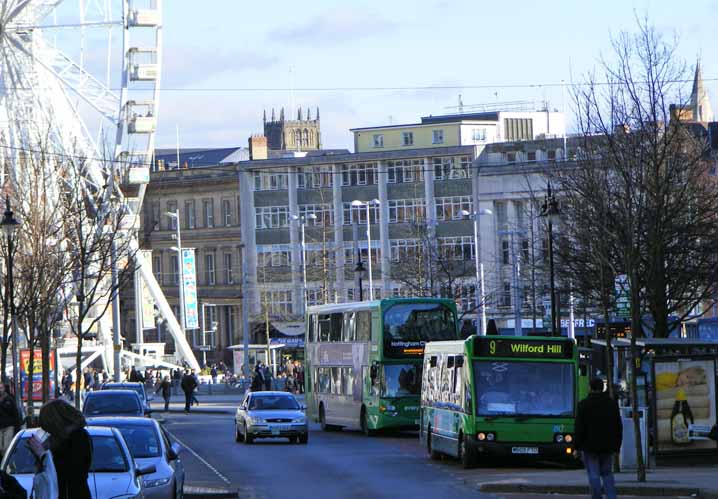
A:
[370,365,378,380]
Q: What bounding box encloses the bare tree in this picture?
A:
[554,19,718,481]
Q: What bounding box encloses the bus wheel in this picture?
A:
[360,407,376,436]
[319,405,336,432]
[427,428,441,460]
[458,433,476,469]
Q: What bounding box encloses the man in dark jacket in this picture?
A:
[575,378,622,499]
[0,384,18,456]
[180,370,198,413]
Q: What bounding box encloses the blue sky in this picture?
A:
[156,0,718,150]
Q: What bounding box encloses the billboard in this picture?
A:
[20,349,55,401]
[182,248,199,329]
[654,359,717,453]
[140,250,155,329]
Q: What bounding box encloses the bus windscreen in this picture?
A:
[383,303,457,358]
[474,361,575,418]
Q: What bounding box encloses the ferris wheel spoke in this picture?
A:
[2,0,63,26]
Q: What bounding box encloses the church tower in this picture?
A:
[689,60,714,123]
[263,106,322,151]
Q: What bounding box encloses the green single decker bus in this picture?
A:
[305,298,460,435]
[420,335,585,467]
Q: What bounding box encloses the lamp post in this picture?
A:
[354,260,367,301]
[460,208,493,335]
[351,199,380,300]
[291,213,317,311]
[540,182,561,336]
[166,210,186,338]
[1,197,20,410]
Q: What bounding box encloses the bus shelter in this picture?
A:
[228,344,285,377]
[591,338,718,461]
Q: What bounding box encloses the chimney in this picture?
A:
[249,135,268,160]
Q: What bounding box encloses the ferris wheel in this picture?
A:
[0,0,162,204]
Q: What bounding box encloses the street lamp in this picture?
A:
[460,208,493,336]
[351,199,380,300]
[353,260,367,301]
[540,182,561,336]
[1,197,20,408]
[166,210,186,338]
[291,213,317,310]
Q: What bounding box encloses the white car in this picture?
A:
[1,426,156,499]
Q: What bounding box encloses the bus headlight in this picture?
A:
[477,432,486,441]
[555,434,564,443]
[564,434,573,443]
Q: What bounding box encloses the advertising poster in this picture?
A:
[182,248,199,329]
[655,359,717,452]
[140,250,155,329]
[20,349,55,401]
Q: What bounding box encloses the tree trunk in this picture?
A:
[41,326,50,404]
[603,301,620,473]
[26,339,35,426]
[629,269,646,481]
[74,331,83,410]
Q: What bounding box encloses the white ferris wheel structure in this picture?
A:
[0,0,200,373]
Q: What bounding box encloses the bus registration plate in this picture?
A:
[511,446,539,455]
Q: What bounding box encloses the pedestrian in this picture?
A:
[101,370,109,384]
[211,365,218,385]
[0,383,19,457]
[296,364,305,394]
[128,366,139,382]
[263,364,272,391]
[83,368,93,394]
[61,371,73,402]
[28,399,92,499]
[155,376,172,412]
[191,370,200,406]
[180,370,198,414]
[172,369,181,395]
[575,378,623,499]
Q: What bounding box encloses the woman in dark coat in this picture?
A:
[156,375,172,411]
[29,399,92,499]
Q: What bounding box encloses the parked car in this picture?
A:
[87,417,184,499]
[83,390,145,417]
[1,426,155,499]
[235,391,308,444]
[102,382,153,416]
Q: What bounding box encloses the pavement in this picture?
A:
[155,392,718,498]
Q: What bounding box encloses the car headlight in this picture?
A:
[292,417,306,424]
[249,416,264,424]
[144,477,171,488]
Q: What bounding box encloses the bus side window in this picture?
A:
[330,313,343,342]
[343,312,355,342]
[308,315,317,342]
[342,368,354,396]
[330,367,342,395]
[318,315,331,342]
[356,311,371,342]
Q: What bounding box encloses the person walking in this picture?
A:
[180,370,197,414]
[211,365,218,385]
[0,384,18,457]
[190,370,200,406]
[156,376,172,412]
[129,366,140,382]
[575,378,623,499]
[28,400,92,499]
[172,369,181,395]
[263,364,272,391]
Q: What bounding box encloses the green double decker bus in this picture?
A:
[420,335,586,467]
[305,298,460,434]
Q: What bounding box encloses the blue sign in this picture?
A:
[182,249,199,329]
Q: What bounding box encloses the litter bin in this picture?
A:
[619,406,649,470]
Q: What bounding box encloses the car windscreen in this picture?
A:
[249,395,300,410]
[83,394,142,415]
[113,425,161,458]
[5,434,129,474]
[474,360,575,418]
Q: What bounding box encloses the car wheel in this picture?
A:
[427,428,441,460]
[235,421,242,443]
[299,433,309,444]
[361,407,376,437]
[244,423,254,444]
[288,436,298,444]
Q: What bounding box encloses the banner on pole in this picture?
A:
[141,250,155,329]
[20,349,55,401]
[182,248,199,329]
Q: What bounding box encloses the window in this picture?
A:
[340,163,377,186]
[502,281,512,307]
[388,199,426,224]
[521,239,530,262]
[373,134,384,148]
[439,236,474,260]
[502,239,510,265]
[387,159,424,184]
[205,252,216,285]
[203,199,214,228]
[506,152,516,163]
[298,204,333,227]
[260,290,293,315]
[306,288,325,307]
[342,202,379,225]
[298,166,333,189]
[170,255,179,285]
[433,156,470,180]
[224,253,234,284]
[257,245,291,267]
[254,172,288,191]
[432,129,444,144]
[166,201,177,230]
[255,206,290,229]
[495,202,508,230]
[402,132,414,146]
[504,117,534,141]
[356,311,371,341]
[150,202,160,230]
[435,196,472,221]
[222,199,232,226]
[152,254,163,285]
[224,306,236,346]
[527,151,537,162]
[390,239,423,262]
[472,128,486,141]
[547,149,557,162]
[184,200,196,229]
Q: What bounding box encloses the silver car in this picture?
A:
[235,391,308,444]
[87,417,185,499]
[2,426,155,499]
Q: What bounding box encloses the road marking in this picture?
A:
[164,428,232,485]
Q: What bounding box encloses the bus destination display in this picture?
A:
[474,338,573,359]
[385,340,425,358]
